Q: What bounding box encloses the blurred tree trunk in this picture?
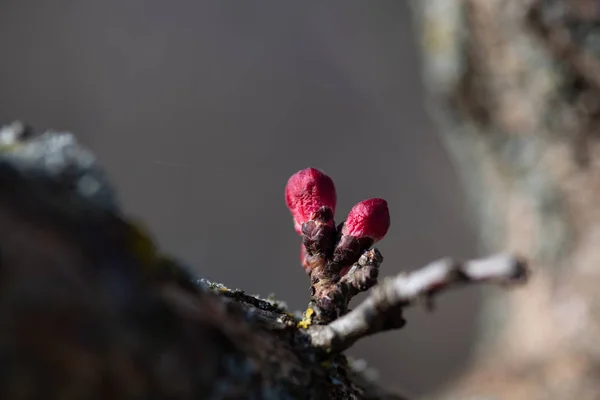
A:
[411,1,600,399]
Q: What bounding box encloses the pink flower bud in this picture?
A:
[285,168,337,233]
[342,198,390,242]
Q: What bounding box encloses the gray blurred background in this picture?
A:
[0,1,479,397]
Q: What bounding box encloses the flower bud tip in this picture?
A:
[285,168,337,232]
[342,198,390,242]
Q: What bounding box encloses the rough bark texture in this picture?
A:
[411,1,600,399]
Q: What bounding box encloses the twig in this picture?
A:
[307,253,529,353]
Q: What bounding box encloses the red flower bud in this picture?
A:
[285,168,337,234]
[342,198,390,242]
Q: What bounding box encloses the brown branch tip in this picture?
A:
[284,168,530,352]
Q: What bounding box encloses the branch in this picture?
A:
[307,253,529,353]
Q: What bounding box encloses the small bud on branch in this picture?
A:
[284,167,529,335]
[285,168,337,234]
[332,198,390,272]
[342,198,390,242]
[285,168,393,325]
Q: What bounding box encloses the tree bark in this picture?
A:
[411,1,600,399]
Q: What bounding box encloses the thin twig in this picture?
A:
[307,253,529,353]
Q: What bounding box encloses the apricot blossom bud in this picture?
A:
[330,198,390,271]
[285,167,337,234]
[342,198,390,242]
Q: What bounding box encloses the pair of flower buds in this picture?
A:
[285,168,390,275]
